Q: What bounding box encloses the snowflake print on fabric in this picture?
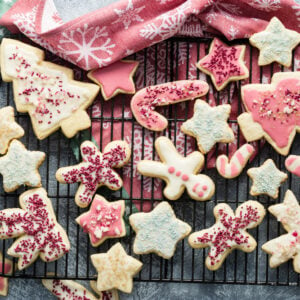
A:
[113,0,145,30]
[58,24,115,70]
[292,2,300,27]
[228,25,239,39]
[248,0,281,11]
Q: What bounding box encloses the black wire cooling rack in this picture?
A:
[0,35,300,287]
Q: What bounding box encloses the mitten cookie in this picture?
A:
[0,38,100,139]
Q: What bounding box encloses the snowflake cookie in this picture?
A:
[0,38,100,139]
[131,80,209,131]
[88,60,139,100]
[181,99,234,154]
[196,38,249,91]
[238,72,300,155]
[129,201,191,259]
[76,195,126,247]
[189,200,265,270]
[0,106,24,154]
[0,252,12,296]
[0,140,45,192]
[137,136,215,201]
[0,188,70,270]
[56,140,131,208]
[249,17,300,67]
[247,159,287,199]
[91,242,142,294]
[262,190,300,273]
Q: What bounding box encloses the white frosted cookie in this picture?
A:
[181,100,234,154]
[0,38,100,139]
[91,243,142,294]
[247,159,287,199]
[137,136,215,201]
[249,17,300,67]
[0,188,70,270]
[0,140,45,192]
[129,201,191,259]
[0,106,24,154]
[262,190,300,273]
[189,200,265,271]
[0,252,12,296]
[56,140,131,208]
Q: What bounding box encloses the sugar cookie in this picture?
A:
[56,140,130,208]
[0,188,70,270]
[285,155,300,177]
[131,80,209,131]
[196,38,249,91]
[90,281,119,300]
[88,60,139,100]
[189,200,265,271]
[181,99,234,154]
[247,159,287,199]
[0,252,12,296]
[91,242,142,294]
[137,136,215,201]
[0,38,100,139]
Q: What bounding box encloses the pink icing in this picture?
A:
[193,183,200,192]
[219,157,226,176]
[168,166,175,174]
[202,185,207,191]
[90,60,138,99]
[198,191,204,197]
[0,260,11,292]
[236,151,245,165]
[247,144,254,153]
[231,164,239,177]
[182,174,189,181]
[131,80,209,130]
[243,78,300,148]
[285,156,297,167]
[176,171,181,177]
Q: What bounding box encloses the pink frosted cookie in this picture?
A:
[196,38,249,91]
[0,252,12,296]
[76,195,126,247]
[0,38,100,139]
[262,190,300,273]
[238,72,300,155]
[216,144,254,179]
[0,188,70,270]
[137,136,215,201]
[56,140,130,208]
[131,80,209,131]
[285,155,300,177]
[88,60,139,100]
[189,200,265,270]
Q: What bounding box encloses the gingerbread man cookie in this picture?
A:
[56,140,130,208]
[189,201,265,270]
[0,38,100,139]
[131,80,209,131]
[196,38,249,91]
[137,136,215,201]
[0,188,70,270]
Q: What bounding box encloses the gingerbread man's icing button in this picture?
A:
[137,136,215,201]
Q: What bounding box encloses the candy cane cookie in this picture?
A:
[285,155,300,177]
[216,144,254,179]
[131,80,209,131]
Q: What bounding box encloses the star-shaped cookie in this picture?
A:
[181,100,234,154]
[76,195,126,247]
[0,140,45,192]
[88,60,139,100]
[197,38,249,91]
[0,106,24,154]
[91,243,142,294]
[247,159,287,199]
[129,201,191,259]
[249,17,300,67]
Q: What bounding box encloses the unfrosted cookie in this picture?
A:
[189,200,265,271]
[88,60,139,100]
[238,72,300,155]
[247,159,287,199]
[76,195,126,247]
[0,106,24,154]
[129,201,191,259]
[196,38,249,91]
[0,188,70,270]
[137,136,215,201]
[90,281,119,300]
[262,190,300,273]
[216,144,254,179]
[285,155,300,177]
[0,252,12,296]
[249,17,300,67]
[131,80,209,131]
[56,140,130,208]
[91,242,142,294]
[0,38,100,139]
[181,100,234,154]
[0,140,45,192]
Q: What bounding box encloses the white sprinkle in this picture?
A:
[115,228,120,235]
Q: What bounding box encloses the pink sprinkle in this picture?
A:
[202,185,207,191]
[168,166,175,174]
[176,171,181,177]
[181,174,189,181]
[198,191,204,197]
